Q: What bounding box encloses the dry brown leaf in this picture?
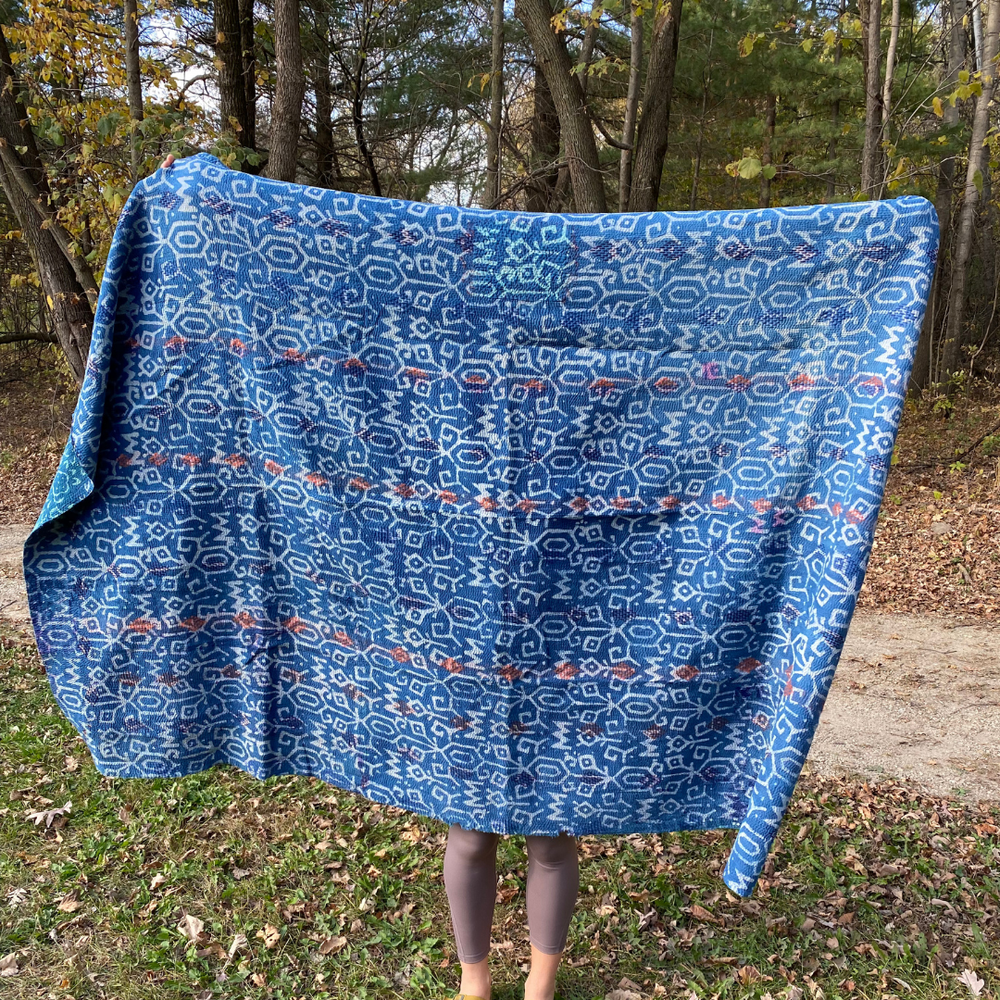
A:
[256,923,280,949]
[177,914,205,943]
[689,903,717,923]
[227,933,248,959]
[25,801,71,828]
[318,935,348,955]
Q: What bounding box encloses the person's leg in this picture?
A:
[523,832,579,1000]
[443,823,501,998]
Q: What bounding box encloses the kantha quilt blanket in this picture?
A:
[23,152,939,895]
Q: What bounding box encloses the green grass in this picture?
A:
[1,622,998,1000]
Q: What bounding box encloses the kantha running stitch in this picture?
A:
[22,153,939,896]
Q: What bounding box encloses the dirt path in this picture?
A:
[2,523,998,802]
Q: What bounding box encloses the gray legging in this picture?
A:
[443,823,579,963]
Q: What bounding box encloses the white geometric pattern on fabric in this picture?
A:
[23,153,939,896]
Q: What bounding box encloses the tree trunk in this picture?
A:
[760,92,776,208]
[215,0,251,144]
[123,0,143,182]
[352,52,381,195]
[973,0,985,68]
[0,160,92,381]
[0,26,93,383]
[881,0,901,126]
[483,0,504,207]
[826,0,845,201]
[266,0,304,181]
[314,2,334,186]
[627,0,684,212]
[876,0,901,197]
[689,22,714,210]
[577,0,600,96]
[914,0,966,387]
[859,0,882,197]
[526,61,561,212]
[239,0,257,151]
[939,0,1000,384]
[514,0,607,212]
[618,0,643,212]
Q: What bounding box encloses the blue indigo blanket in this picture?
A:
[23,153,938,895]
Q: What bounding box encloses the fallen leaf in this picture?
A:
[196,942,227,960]
[318,935,348,955]
[0,952,18,977]
[689,903,717,923]
[227,932,248,958]
[958,969,985,997]
[177,914,205,943]
[25,801,72,828]
[876,864,903,877]
[5,887,29,908]
[256,923,280,949]
[149,874,167,890]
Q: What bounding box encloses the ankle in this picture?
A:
[523,969,556,1000]
[458,961,491,998]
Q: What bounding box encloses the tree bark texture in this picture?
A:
[913,0,967,387]
[266,0,304,181]
[859,0,882,197]
[526,61,561,212]
[627,0,684,212]
[124,0,143,182]
[483,0,505,207]
[939,0,1000,383]
[618,1,643,212]
[876,0,901,197]
[215,0,252,145]
[577,0,600,97]
[314,3,334,186]
[825,0,845,201]
[239,0,257,150]
[514,0,607,212]
[0,26,93,382]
